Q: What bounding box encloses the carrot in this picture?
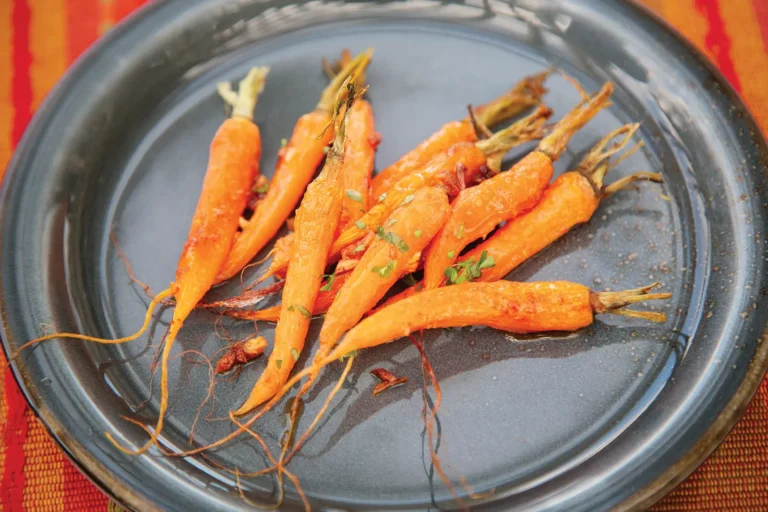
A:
[232,76,365,416]
[341,100,380,226]
[369,70,550,198]
[458,124,662,283]
[214,49,373,283]
[314,186,450,369]
[326,281,669,360]
[257,104,550,284]
[7,67,270,454]
[262,231,294,281]
[424,82,615,289]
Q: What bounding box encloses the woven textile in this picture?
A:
[0,0,767,510]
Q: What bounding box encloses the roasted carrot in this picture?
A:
[424,82,615,289]
[459,124,662,283]
[263,231,294,281]
[257,105,550,284]
[9,67,270,454]
[215,49,373,283]
[313,186,450,370]
[369,70,549,198]
[233,76,365,416]
[327,281,669,360]
[341,99,380,226]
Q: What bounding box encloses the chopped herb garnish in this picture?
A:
[414,229,422,238]
[355,220,366,229]
[287,305,295,312]
[456,224,465,239]
[444,250,496,285]
[276,359,283,369]
[352,243,366,253]
[320,273,335,292]
[256,183,269,194]
[346,189,363,203]
[447,251,455,259]
[378,192,387,202]
[376,226,409,252]
[371,260,396,278]
[280,138,288,148]
[290,348,300,362]
[295,304,312,319]
[402,194,414,205]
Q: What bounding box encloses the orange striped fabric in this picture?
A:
[0,0,767,510]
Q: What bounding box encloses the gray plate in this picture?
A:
[2,0,768,511]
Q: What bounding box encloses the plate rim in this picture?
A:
[1,1,767,511]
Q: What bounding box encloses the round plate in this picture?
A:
[2,1,768,510]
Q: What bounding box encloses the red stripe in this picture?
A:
[2,1,32,509]
[114,0,147,24]
[694,0,742,92]
[754,0,768,52]
[65,0,99,64]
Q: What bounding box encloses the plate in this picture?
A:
[2,1,768,510]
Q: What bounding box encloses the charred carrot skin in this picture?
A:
[328,281,669,360]
[233,77,365,416]
[423,85,615,289]
[369,70,549,198]
[317,186,450,360]
[341,99,380,225]
[215,50,373,283]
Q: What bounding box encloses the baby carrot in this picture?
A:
[369,70,549,198]
[215,49,373,283]
[423,82,615,289]
[314,186,450,368]
[263,231,294,281]
[459,124,662,283]
[7,67,270,454]
[327,281,669,359]
[233,78,362,416]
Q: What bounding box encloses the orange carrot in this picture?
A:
[459,125,662,283]
[9,67,270,454]
[314,186,450,369]
[340,99,380,227]
[215,49,373,283]
[262,231,294,281]
[233,76,364,416]
[370,70,549,198]
[423,82,615,288]
[326,282,669,359]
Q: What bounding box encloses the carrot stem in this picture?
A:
[217,67,269,121]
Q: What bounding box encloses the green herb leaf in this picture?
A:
[443,250,496,285]
[371,259,396,278]
[414,229,422,238]
[447,251,455,259]
[295,304,312,319]
[352,243,366,253]
[290,348,300,362]
[376,227,409,252]
[276,359,283,369]
[402,194,414,205]
[456,223,465,239]
[355,220,366,230]
[256,183,269,194]
[280,138,288,148]
[477,250,495,270]
[287,305,295,312]
[346,189,363,203]
[444,266,459,283]
[378,193,387,202]
[320,273,335,292]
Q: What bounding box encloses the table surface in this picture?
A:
[1,0,767,510]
